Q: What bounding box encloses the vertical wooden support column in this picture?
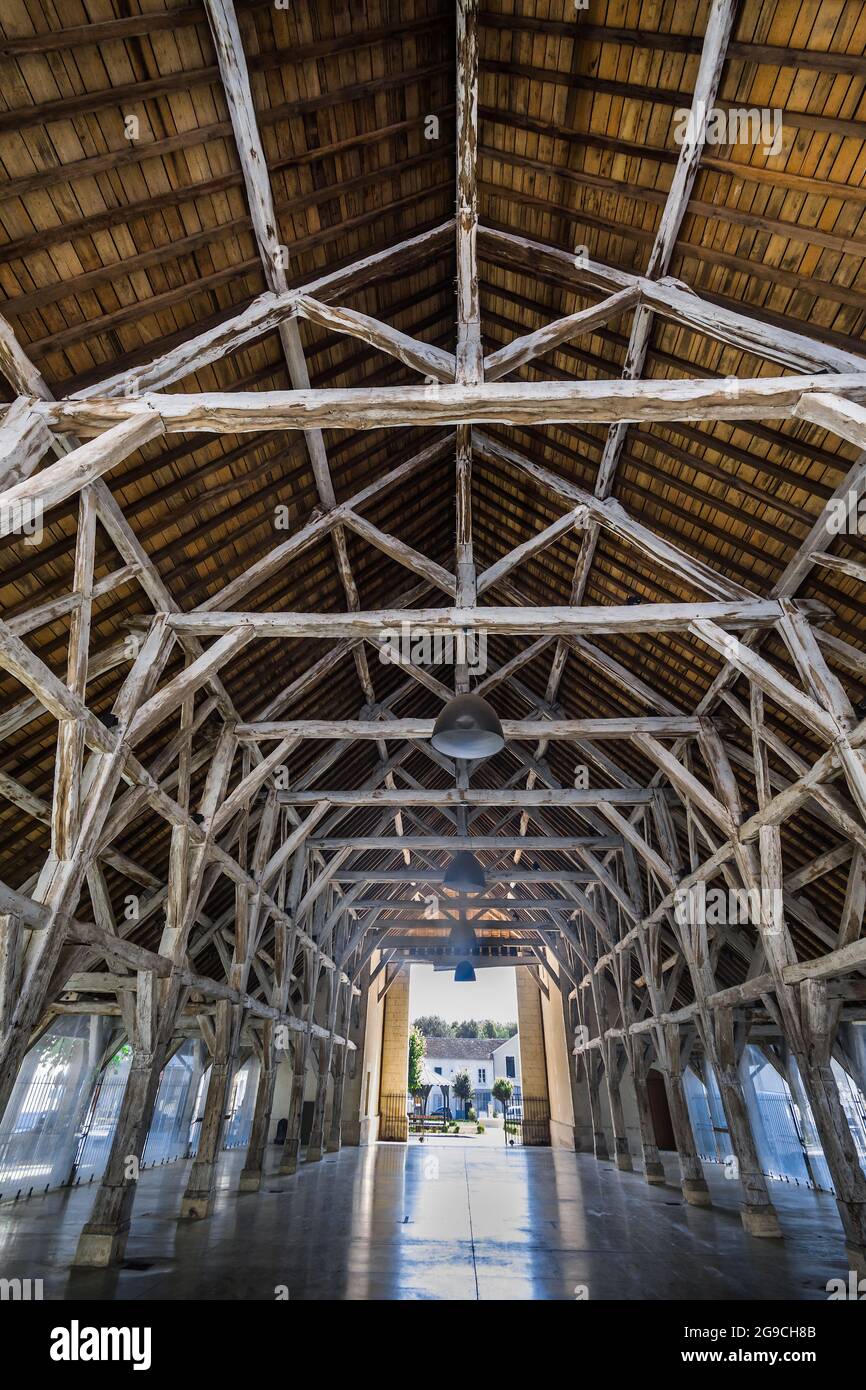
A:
[624,817,709,1201]
[378,965,410,1141]
[562,990,590,1152]
[240,845,306,1190]
[278,1028,309,1176]
[574,982,609,1159]
[604,1049,633,1170]
[610,884,664,1181]
[585,1054,610,1160]
[326,1022,349,1153]
[74,971,166,1266]
[180,997,237,1218]
[668,801,781,1234]
[339,967,369,1147]
[0,914,23,1054]
[305,1038,331,1163]
[629,1040,666,1184]
[323,968,353,1154]
[280,944,323,1175]
[793,981,866,1277]
[707,1008,781,1237]
[585,957,632,1168]
[73,721,237,1265]
[239,1018,276,1191]
[306,974,340,1163]
[663,1025,711,1206]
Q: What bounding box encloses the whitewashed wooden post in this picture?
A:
[626,832,712,1206]
[73,970,165,1266]
[663,1024,712,1207]
[305,971,339,1164]
[279,932,324,1176]
[74,722,238,1264]
[180,997,237,1219]
[606,878,666,1183]
[583,921,632,1170]
[325,981,352,1154]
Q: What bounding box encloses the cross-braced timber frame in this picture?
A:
[1,0,866,1273]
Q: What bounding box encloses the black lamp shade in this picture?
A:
[443,851,486,897]
[454,960,476,983]
[430,693,504,759]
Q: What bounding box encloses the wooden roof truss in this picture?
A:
[1,0,866,1260]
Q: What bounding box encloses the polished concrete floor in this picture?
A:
[0,1137,851,1300]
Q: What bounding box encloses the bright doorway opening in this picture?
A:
[408,965,521,1136]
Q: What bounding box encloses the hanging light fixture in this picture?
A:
[443,850,486,897]
[430,693,504,759]
[448,915,476,953]
[448,912,477,983]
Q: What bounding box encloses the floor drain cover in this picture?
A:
[121,1259,154,1271]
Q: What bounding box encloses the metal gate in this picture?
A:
[509,1095,550,1146]
[521,1095,551,1146]
[380,1092,409,1142]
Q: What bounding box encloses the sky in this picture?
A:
[408,963,518,1028]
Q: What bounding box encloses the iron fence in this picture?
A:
[380,1092,409,1141]
[519,1096,551,1146]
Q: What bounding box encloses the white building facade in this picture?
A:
[423,1035,522,1117]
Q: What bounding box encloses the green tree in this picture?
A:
[412,1015,451,1038]
[451,1019,480,1038]
[485,1021,518,1039]
[408,1026,426,1095]
[492,1077,514,1145]
[452,1068,474,1118]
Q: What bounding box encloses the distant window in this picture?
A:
[478,1067,487,1084]
[505,1056,515,1078]
[434,1066,442,1075]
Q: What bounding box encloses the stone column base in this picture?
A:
[845,1243,866,1280]
[305,1146,323,1164]
[644,1161,667,1185]
[614,1151,633,1172]
[180,1191,214,1220]
[278,1154,298,1177]
[682,1178,712,1207]
[237,1168,263,1193]
[325,1135,341,1153]
[592,1131,610,1161]
[740,1203,782,1238]
[74,1222,130,1268]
